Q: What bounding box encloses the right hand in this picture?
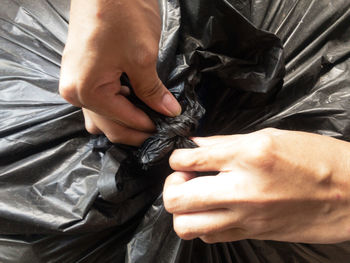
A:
[59,0,181,146]
[164,129,350,244]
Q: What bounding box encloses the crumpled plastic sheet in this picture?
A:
[136,0,284,167]
[0,0,350,262]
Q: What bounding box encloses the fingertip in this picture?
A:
[161,92,182,117]
[164,171,195,190]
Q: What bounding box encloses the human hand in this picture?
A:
[163,128,350,244]
[59,0,181,146]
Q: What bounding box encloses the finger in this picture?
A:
[199,228,249,244]
[173,209,239,240]
[59,58,84,108]
[163,172,236,214]
[169,146,233,172]
[87,110,153,146]
[163,171,196,191]
[163,171,196,213]
[128,65,182,117]
[192,135,243,147]
[80,81,156,132]
[82,108,102,134]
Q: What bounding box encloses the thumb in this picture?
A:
[129,67,182,117]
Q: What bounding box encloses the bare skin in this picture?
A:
[59,0,181,146]
[164,128,350,244]
[60,2,350,245]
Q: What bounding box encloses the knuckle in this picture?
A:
[175,230,193,240]
[317,164,332,185]
[170,149,204,170]
[59,76,91,106]
[61,48,71,64]
[163,189,178,213]
[169,152,180,168]
[60,59,94,106]
[59,51,75,99]
[261,127,278,135]
[105,132,121,144]
[173,217,195,240]
[59,79,94,107]
[240,201,271,233]
[247,132,276,170]
[200,235,217,244]
[244,216,269,235]
[104,131,145,146]
[136,79,163,100]
[60,48,70,65]
[250,217,268,233]
[75,79,94,105]
[254,220,268,234]
[133,44,158,68]
[254,132,274,154]
[58,79,77,104]
[181,157,202,169]
[84,122,100,135]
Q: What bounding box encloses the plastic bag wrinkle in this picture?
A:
[1,0,350,262]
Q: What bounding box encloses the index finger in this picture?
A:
[163,172,236,214]
[81,81,156,132]
[169,145,233,172]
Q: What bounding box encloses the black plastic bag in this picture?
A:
[127,0,350,262]
[1,0,350,262]
[0,1,165,261]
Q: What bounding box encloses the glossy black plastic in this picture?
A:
[1,0,350,262]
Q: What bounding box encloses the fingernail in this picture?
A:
[162,93,182,116]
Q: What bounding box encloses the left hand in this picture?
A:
[60,0,181,146]
[163,128,350,244]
